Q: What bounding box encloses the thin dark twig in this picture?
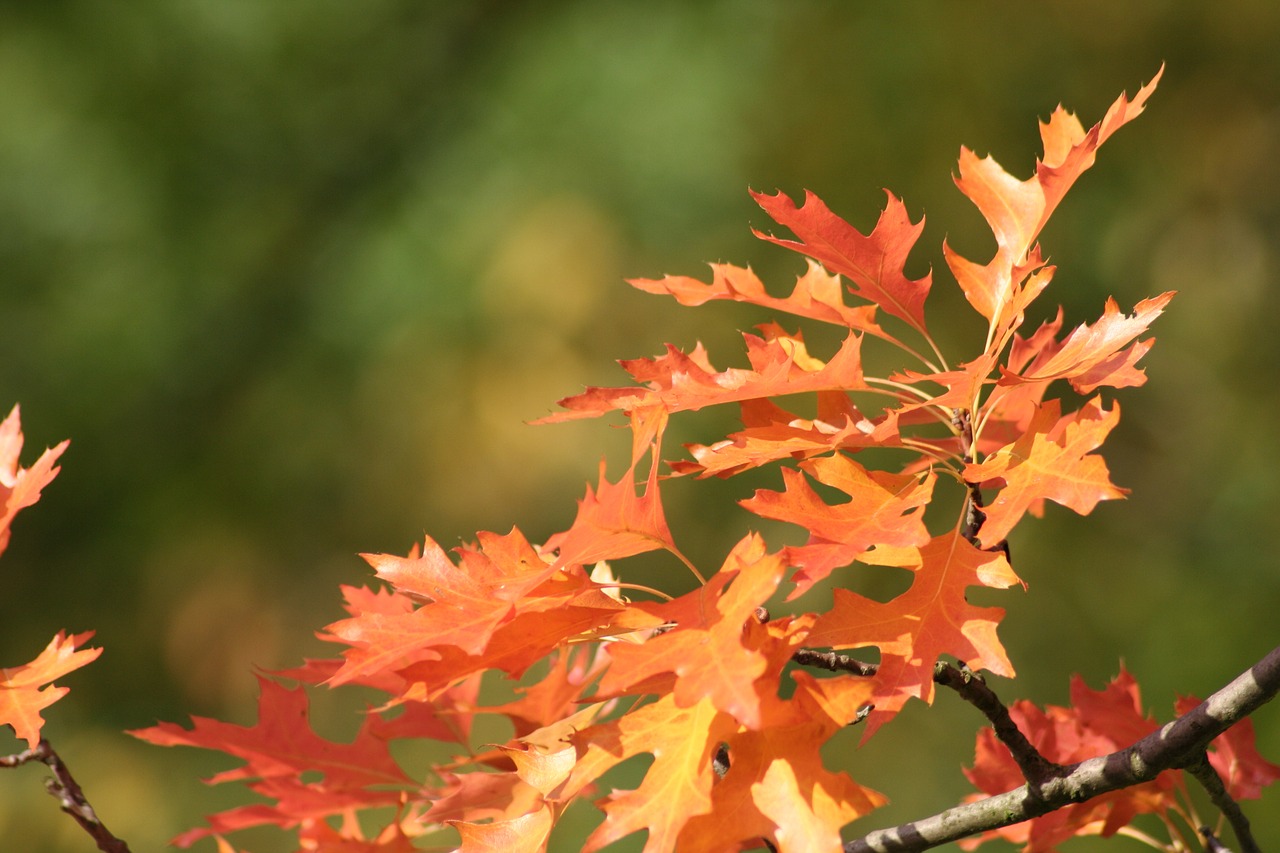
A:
[1186,754,1259,853]
[0,739,132,853]
[932,661,1060,784]
[791,648,878,677]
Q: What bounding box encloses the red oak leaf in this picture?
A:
[808,532,1022,732]
[963,667,1179,852]
[545,452,679,568]
[672,394,902,480]
[0,404,68,558]
[131,676,411,846]
[751,189,931,333]
[593,534,795,728]
[567,694,740,853]
[0,631,101,749]
[540,324,867,423]
[965,398,1127,546]
[1000,292,1173,393]
[448,805,554,853]
[741,453,933,599]
[630,259,884,335]
[944,68,1161,334]
[677,716,885,853]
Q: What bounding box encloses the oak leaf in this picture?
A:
[808,532,1021,731]
[0,404,68,558]
[630,259,884,335]
[545,453,679,569]
[541,324,867,423]
[448,806,554,853]
[593,534,798,728]
[965,397,1127,546]
[741,453,933,598]
[130,675,410,846]
[962,667,1178,852]
[945,68,1162,335]
[671,394,902,480]
[565,694,739,853]
[677,716,885,853]
[751,189,931,333]
[0,631,101,749]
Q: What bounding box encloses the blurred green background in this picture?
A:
[2,2,1279,851]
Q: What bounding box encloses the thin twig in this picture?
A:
[1186,753,1259,853]
[0,738,132,853]
[932,661,1060,784]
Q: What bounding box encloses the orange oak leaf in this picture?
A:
[293,813,422,853]
[324,527,627,694]
[448,805,554,853]
[480,645,606,739]
[0,631,101,749]
[965,397,1127,546]
[672,394,903,480]
[740,453,933,599]
[0,404,69,558]
[423,770,542,827]
[677,716,885,853]
[363,527,556,607]
[566,694,739,853]
[998,292,1173,393]
[630,259,884,335]
[962,667,1179,852]
[751,188,931,333]
[593,534,796,729]
[944,69,1161,333]
[392,596,628,697]
[545,452,680,569]
[808,532,1022,731]
[540,324,867,423]
[130,675,411,846]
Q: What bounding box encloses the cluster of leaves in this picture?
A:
[5,68,1278,853]
[0,406,95,752]
[128,66,1262,853]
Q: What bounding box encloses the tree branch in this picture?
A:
[0,739,132,853]
[1185,753,1259,853]
[843,645,1280,853]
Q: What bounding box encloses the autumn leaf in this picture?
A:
[545,452,681,569]
[808,532,1022,730]
[999,292,1173,393]
[566,694,739,853]
[677,716,885,853]
[630,259,885,335]
[672,394,902,480]
[962,667,1179,852]
[448,806,554,853]
[751,189,932,334]
[0,404,68,558]
[593,534,797,729]
[130,675,411,845]
[945,68,1162,336]
[540,324,867,424]
[966,397,1127,546]
[741,453,933,598]
[0,631,101,749]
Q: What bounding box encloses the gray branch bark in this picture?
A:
[844,645,1280,853]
